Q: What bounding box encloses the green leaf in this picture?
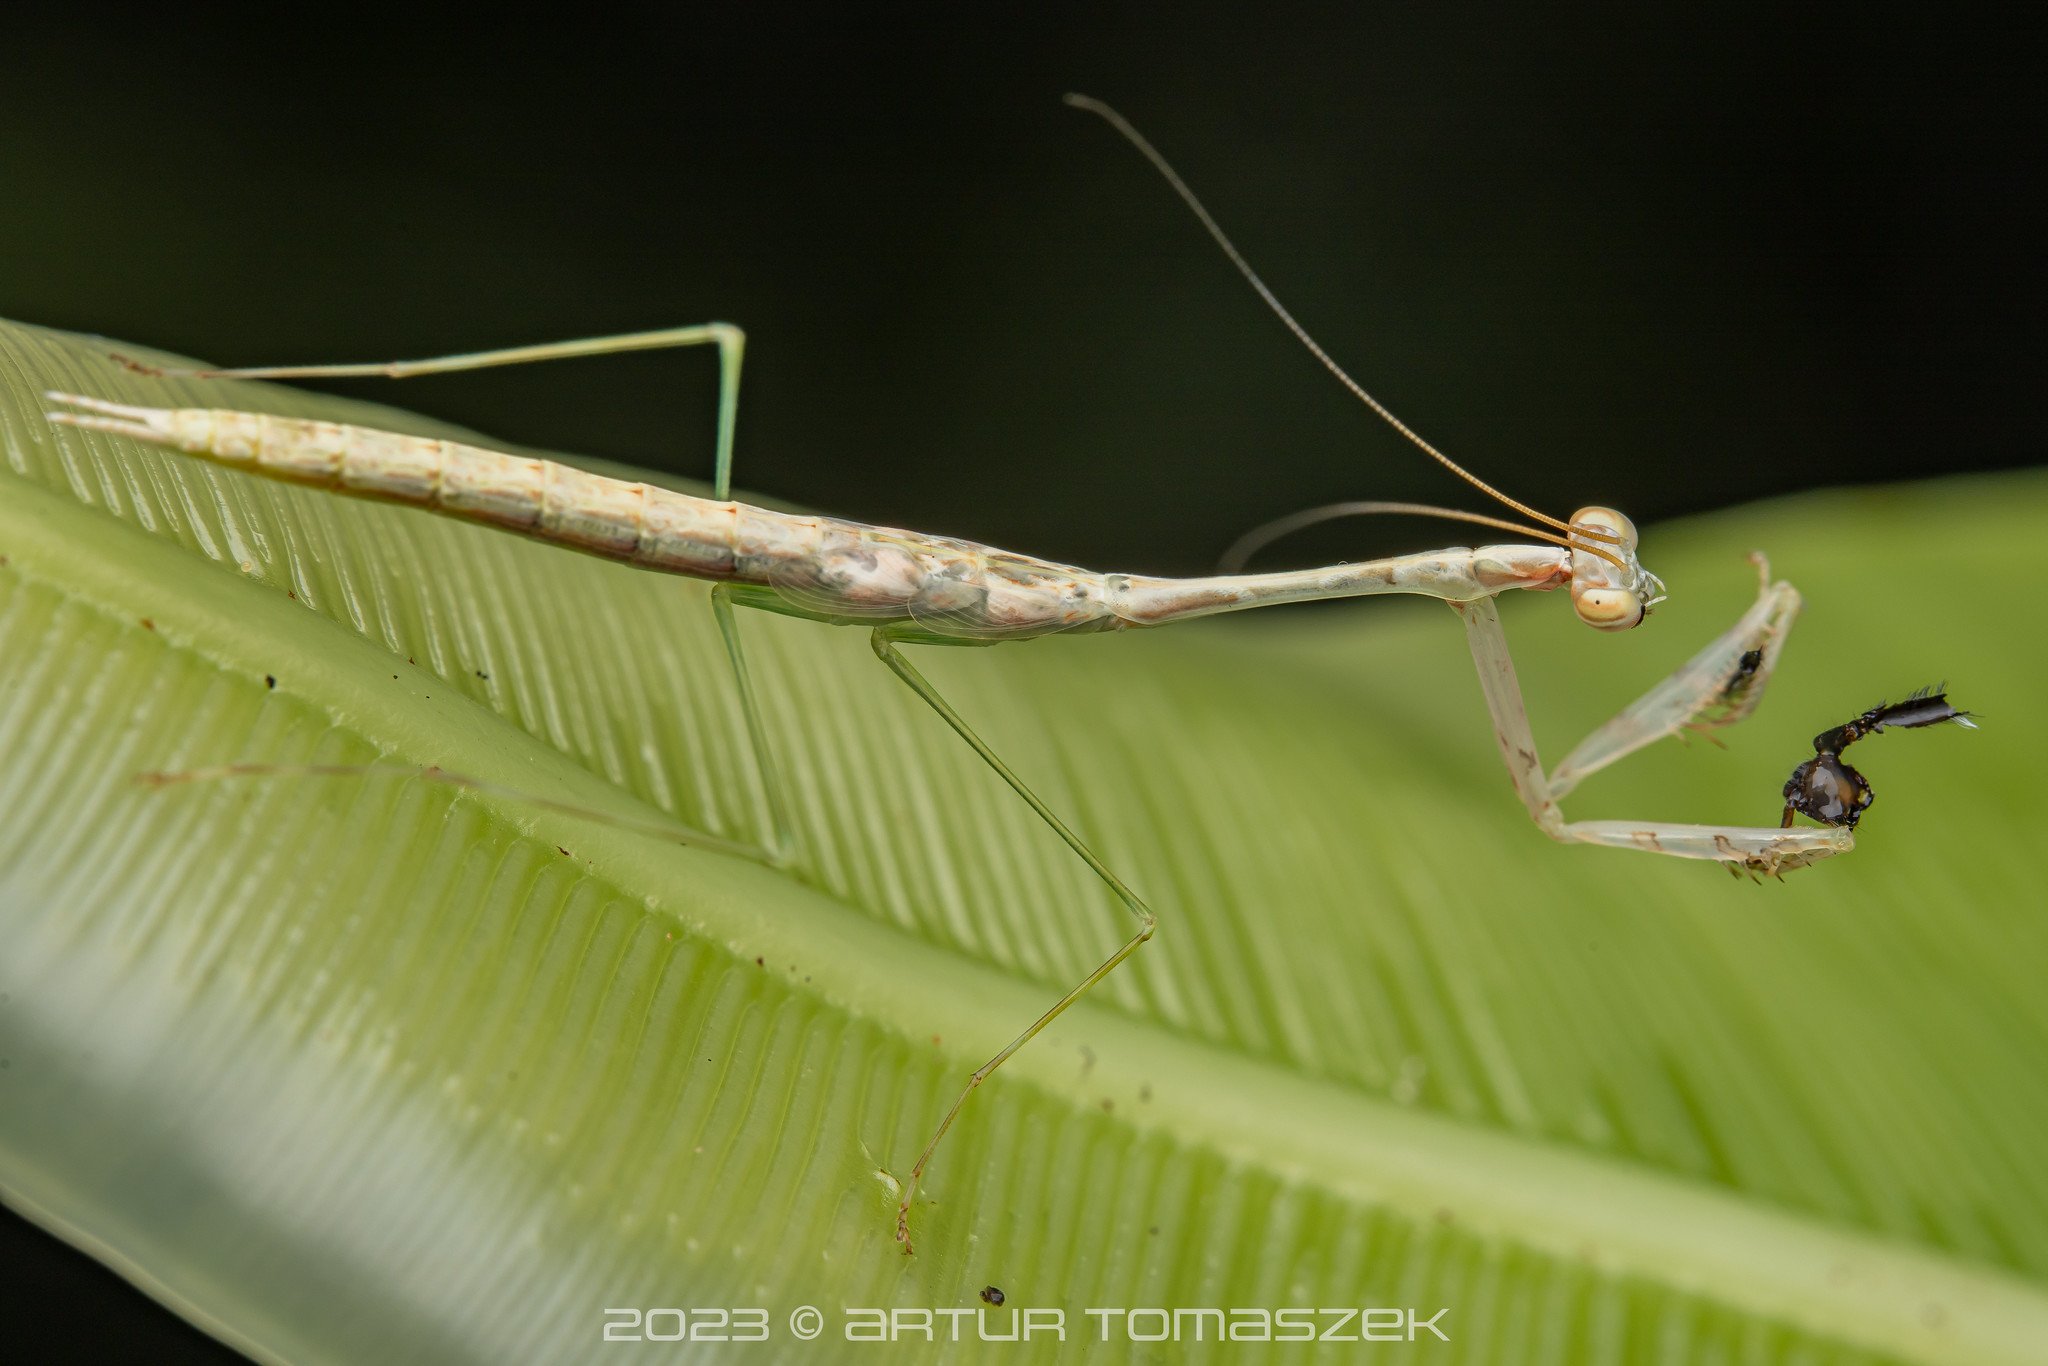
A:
[2,316,2043,1363]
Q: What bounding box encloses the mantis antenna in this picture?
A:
[1216,500,1591,574]
[1062,93,1616,550]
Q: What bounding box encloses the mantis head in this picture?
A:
[1567,506,1664,632]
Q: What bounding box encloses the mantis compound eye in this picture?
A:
[1572,586,1645,631]
[1569,505,1638,551]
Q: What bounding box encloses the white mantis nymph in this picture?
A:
[43,95,1852,1252]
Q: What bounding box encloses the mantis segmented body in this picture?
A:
[43,97,1855,1253]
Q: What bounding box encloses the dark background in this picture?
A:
[1,5,2038,1360]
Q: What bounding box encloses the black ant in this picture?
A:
[1781,687,1976,829]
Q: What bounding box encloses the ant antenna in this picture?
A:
[1063,93,1596,542]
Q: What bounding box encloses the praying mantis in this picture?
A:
[44,96,1870,1254]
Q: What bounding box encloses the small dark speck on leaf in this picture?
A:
[140,618,155,631]
[755,956,764,967]
[287,590,296,599]
[557,846,570,857]
[979,1286,1005,1307]
[264,675,276,689]
[475,670,490,680]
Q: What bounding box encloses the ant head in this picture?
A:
[1783,753,1875,829]
[1567,506,1659,632]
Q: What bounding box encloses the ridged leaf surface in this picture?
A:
[1,319,2043,1362]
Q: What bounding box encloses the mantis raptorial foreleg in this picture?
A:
[869,628,1156,1254]
[1547,553,1794,795]
[123,325,797,863]
[1455,571,1851,874]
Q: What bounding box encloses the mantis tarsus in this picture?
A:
[46,95,1867,1253]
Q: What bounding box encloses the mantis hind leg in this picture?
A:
[113,323,748,411]
[869,628,1156,1253]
